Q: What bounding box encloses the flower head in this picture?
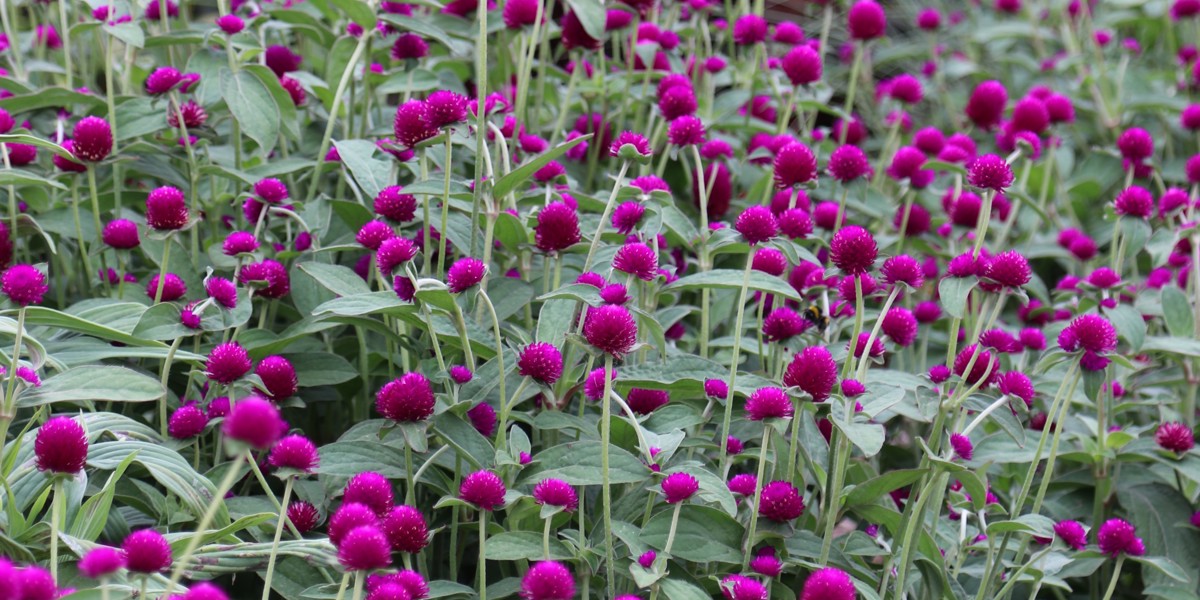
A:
[535,202,581,253]
[764,307,805,342]
[392,33,429,60]
[532,478,579,511]
[71,116,113,162]
[518,343,564,385]
[169,404,209,439]
[338,525,393,571]
[735,206,779,244]
[393,100,438,148]
[782,44,822,86]
[344,472,395,516]
[460,470,507,510]
[830,226,877,275]
[612,242,659,280]
[584,306,638,357]
[658,472,699,504]
[610,131,652,159]
[2,264,48,306]
[950,433,974,460]
[721,574,768,600]
[79,546,125,578]
[774,142,817,188]
[206,342,251,384]
[448,257,486,293]
[122,529,172,573]
[627,388,670,414]
[749,547,783,578]
[520,561,575,600]
[1058,314,1118,354]
[222,397,286,449]
[745,387,793,420]
[847,0,886,39]
[982,250,1031,288]
[784,346,837,401]
[881,254,923,288]
[1155,421,1195,453]
[1054,520,1087,550]
[667,115,706,146]
[705,379,729,399]
[147,273,186,302]
[800,567,856,600]
[965,80,1008,129]
[1114,185,1154,218]
[288,501,322,533]
[425,90,469,128]
[382,505,429,553]
[968,154,1014,190]
[758,480,804,521]
[35,416,88,473]
[953,345,1000,386]
[1096,518,1144,556]
[1117,128,1154,161]
[612,201,646,234]
[146,186,189,230]
[268,434,319,473]
[206,277,238,309]
[828,145,869,182]
[376,373,435,422]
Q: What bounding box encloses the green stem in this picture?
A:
[154,233,173,304]
[601,354,616,591]
[350,571,366,600]
[332,572,351,600]
[542,516,552,560]
[581,161,631,272]
[663,502,683,556]
[719,255,755,470]
[50,478,62,580]
[304,30,373,206]
[452,302,477,368]
[838,43,863,144]
[260,477,295,600]
[742,425,771,569]
[479,291,508,449]
[85,166,112,295]
[478,511,488,600]
[855,287,901,380]
[469,0,488,254]
[58,0,72,89]
[3,306,26,413]
[496,378,530,453]
[167,452,247,589]
[159,336,183,437]
[438,134,453,278]
[1100,555,1125,600]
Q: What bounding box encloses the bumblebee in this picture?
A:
[803,305,830,332]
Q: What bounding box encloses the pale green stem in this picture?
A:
[496,378,530,454]
[478,512,488,600]
[1100,555,1125,600]
[601,354,616,591]
[581,161,631,272]
[663,502,683,556]
[719,255,755,470]
[167,452,247,589]
[50,478,62,580]
[350,571,366,600]
[855,286,902,380]
[742,425,772,569]
[838,43,863,144]
[154,234,173,304]
[479,291,508,450]
[438,134,452,277]
[260,477,295,600]
[542,516,552,560]
[58,0,72,89]
[452,302,477,368]
[304,30,373,205]
[332,572,351,600]
[159,337,183,437]
[86,166,112,294]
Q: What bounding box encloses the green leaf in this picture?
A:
[492,134,592,199]
[87,442,229,524]
[518,441,648,486]
[658,578,710,600]
[244,65,301,142]
[0,133,73,158]
[565,0,607,41]
[433,413,495,470]
[483,531,573,560]
[1116,481,1200,591]
[664,269,801,302]
[317,441,408,478]
[328,0,377,28]
[1104,303,1145,352]
[17,366,165,408]
[938,277,976,319]
[640,505,744,563]
[1131,557,1192,584]
[831,417,885,457]
[0,169,66,190]
[379,15,456,50]
[1161,286,1194,339]
[115,97,169,141]
[334,139,392,200]
[286,352,357,387]
[0,89,106,115]
[103,22,145,47]
[220,68,280,154]
[313,291,415,317]
[536,299,576,347]
[843,468,928,507]
[298,262,373,297]
[1141,336,1200,358]
[16,305,167,348]
[69,451,137,541]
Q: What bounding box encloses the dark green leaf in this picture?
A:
[219,68,280,154]
[17,366,164,408]
[492,134,591,199]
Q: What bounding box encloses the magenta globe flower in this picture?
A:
[376,372,436,422]
[205,342,251,384]
[382,505,430,553]
[459,469,507,511]
[519,561,575,600]
[71,116,113,162]
[447,257,486,293]
[268,434,320,473]
[533,478,579,512]
[121,529,172,573]
[79,546,125,578]
[518,343,564,385]
[2,264,49,306]
[337,525,393,571]
[583,305,638,358]
[800,567,856,600]
[661,472,700,504]
[745,387,793,421]
[222,397,286,449]
[344,472,395,516]
[35,416,88,473]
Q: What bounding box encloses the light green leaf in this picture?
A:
[17,366,164,408]
[483,531,573,560]
[87,442,228,524]
[334,139,392,200]
[220,68,280,154]
[1161,286,1194,339]
[938,277,976,319]
[664,269,801,302]
[518,441,648,486]
[640,505,744,563]
[492,134,591,200]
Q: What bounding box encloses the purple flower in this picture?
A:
[460,470,507,510]
[661,472,700,503]
[35,416,88,473]
[533,478,579,511]
[121,529,172,573]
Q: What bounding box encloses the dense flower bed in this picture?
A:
[0,0,1199,599]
